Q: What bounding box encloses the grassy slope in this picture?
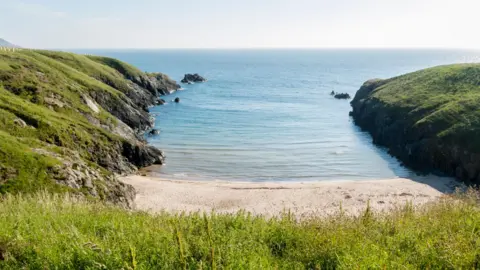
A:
[369,64,480,149]
[36,51,140,97]
[0,49,156,196]
[0,192,479,269]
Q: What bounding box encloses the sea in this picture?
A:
[75,49,480,182]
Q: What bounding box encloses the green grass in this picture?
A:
[87,55,145,81]
[0,192,479,269]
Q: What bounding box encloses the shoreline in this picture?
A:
[120,173,462,218]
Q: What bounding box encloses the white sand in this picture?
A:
[120,174,461,218]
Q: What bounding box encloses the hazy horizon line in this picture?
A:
[47,47,480,51]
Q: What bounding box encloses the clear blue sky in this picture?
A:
[1,0,479,49]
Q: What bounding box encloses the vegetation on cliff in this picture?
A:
[0,191,478,269]
[0,49,179,206]
[350,64,480,185]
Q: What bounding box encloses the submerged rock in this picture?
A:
[330,90,335,95]
[181,73,207,84]
[334,93,351,99]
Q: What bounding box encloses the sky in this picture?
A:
[0,0,479,49]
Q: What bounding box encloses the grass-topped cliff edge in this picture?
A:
[351,64,480,185]
[0,49,180,206]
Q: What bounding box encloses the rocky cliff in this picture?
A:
[0,49,180,207]
[350,64,480,185]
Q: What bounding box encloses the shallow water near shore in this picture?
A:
[77,49,480,182]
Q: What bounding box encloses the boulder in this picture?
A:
[122,142,165,168]
[149,129,160,136]
[13,118,27,127]
[174,97,180,103]
[334,93,351,99]
[156,99,166,105]
[181,73,207,84]
[44,96,66,108]
[0,165,17,183]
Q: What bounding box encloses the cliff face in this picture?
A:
[350,64,480,185]
[0,49,180,207]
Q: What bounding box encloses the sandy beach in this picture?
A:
[121,173,462,218]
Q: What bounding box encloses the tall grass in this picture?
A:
[0,191,479,269]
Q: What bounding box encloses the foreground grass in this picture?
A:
[0,193,479,269]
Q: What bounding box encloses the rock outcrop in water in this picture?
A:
[148,129,160,136]
[0,49,180,207]
[350,64,480,185]
[334,93,351,99]
[181,73,207,83]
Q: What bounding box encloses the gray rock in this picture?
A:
[34,148,136,208]
[122,142,165,168]
[13,118,27,127]
[149,129,160,136]
[156,99,166,105]
[0,165,17,182]
[181,73,207,84]
[334,93,351,99]
[44,96,66,108]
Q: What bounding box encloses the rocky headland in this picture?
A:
[350,64,480,185]
[0,49,180,207]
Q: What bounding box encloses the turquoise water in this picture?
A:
[77,49,480,181]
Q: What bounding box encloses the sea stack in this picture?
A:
[181,73,207,84]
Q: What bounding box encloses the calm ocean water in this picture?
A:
[76,49,480,182]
